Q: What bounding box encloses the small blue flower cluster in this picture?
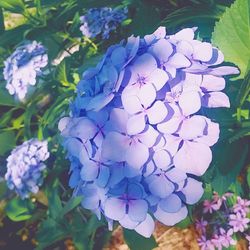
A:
[80,7,127,39]
[5,139,49,199]
[3,41,48,100]
[59,27,238,237]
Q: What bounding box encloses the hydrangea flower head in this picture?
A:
[3,41,48,100]
[59,27,238,237]
[5,139,49,199]
[80,7,127,39]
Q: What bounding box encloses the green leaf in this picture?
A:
[47,188,63,220]
[0,87,18,107]
[5,197,34,221]
[0,0,25,13]
[129,1,161,36]
[212,0,250,78]
[0,131,16,156]
[0,8,5,35]
[236,64,250,107]
[211,139,249,194]
[61,196,82,216]
[123,229,157,250]
[54,60,70,87]
[247,167,250,188]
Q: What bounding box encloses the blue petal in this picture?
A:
[159,194,182,213]
[104,198,126,220]
[154,205,188,226]
[128,199,148,222]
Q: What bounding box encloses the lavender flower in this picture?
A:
[233,197,250,215]
[80,7,127,39]
[5,139,49,199]
[229,212,250,233]
[59,27,238,237]
[3,41,48,100]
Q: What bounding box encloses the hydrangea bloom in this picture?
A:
[59,27,238,237]
[196,192,249,249]
[3,41,48,100]
[80,7,127,39]
[5,139,49,199]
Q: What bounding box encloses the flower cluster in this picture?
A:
[80,7,127,39]
[3,41,48,100]
[196,192,250,250]
[5,139,49,199]
[59,27,239,237]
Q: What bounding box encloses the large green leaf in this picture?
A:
[0,0,25,13]
[5,198,34,221]
[123,229,157,250]
[212,0,250,78]
[0,131,16,156]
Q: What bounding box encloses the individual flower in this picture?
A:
[229,212,250,233]
[59,27,238,237]
[80,7,127,39]
[3,41,48,100]
[198,236,215,250]
[233,196,250,215]
[195,218,208,234]
[5,139,49,199]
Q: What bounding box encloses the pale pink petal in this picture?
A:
[192,41,213,62]
[179,91,201,116]
[137,83,157,108]
[178,115,207,140]
[138,125,159,148]
[147,101,168,124]
[168,53,191,68]
[102,132,129,162]
[174,141,212,176]
[126,142,149,169]
[201,75,225,91]
[153,149,171,170]
[127,113,146,135]
[202,92,230,108]
[149,68,169,90]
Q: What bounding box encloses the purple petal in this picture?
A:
[132,53,157,75]
[173,141,212,176]
[138,125,159,148]
[80,160,98,181]
[202,92,230,108]
[159,194,182,213]
[147,101,168,124]
[178,115,206,140]
[86,93,115,111]
[154,205,188,226]
[166,167,187,183]
[121,87,143,114]
[102,132,129,162]
[149,39,173,64]
[181,178,204,204]
[149,68,169,90]
[201,75,225,91]
[153,149,171,170]
[137,83,157,108]
[168,53,191,68]
[126,142,149,169]
[127,113,146,135]
[176,41,193,57]
[179,91,201,116]
[207,66,239,76]
[135,214,155,238]
[104,198,126,220]
[192,41,213,62]
[109,108,129,133]
[148,176,175,198]
[119,214,139,229]
[171,28,195,41]
[194,118,219,146]
[128,199,148,222]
